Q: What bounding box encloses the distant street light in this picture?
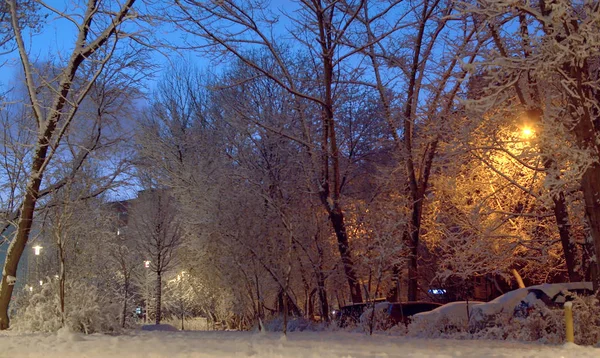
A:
[33,245,42,286]
[143,260,152,323]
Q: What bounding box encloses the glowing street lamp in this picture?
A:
[33,245,43,286]
[521,126,534,139]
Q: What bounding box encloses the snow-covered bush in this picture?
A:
[11,279,122,334]
[408,295,600,345]
[570,295,600,345]
[473,294,600,345]
[473,300,564,343]
[359,303,393,332]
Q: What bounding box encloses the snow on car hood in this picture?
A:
[413,301,484,319]
[471,282,592,318]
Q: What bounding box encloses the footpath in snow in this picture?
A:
[0,330,597,358]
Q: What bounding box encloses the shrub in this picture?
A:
[359,304,393,333]
[407,295,600,345]
[11,279,123,334]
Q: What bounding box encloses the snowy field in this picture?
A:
[0,330,598,358]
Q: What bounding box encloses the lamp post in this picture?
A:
[32,245,42,286]
[143,260,151,323]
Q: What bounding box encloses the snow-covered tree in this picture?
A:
[129,190,183,325]
[0,0,150,329]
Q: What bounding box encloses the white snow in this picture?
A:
[6,275,16,285]
[412,301,484,328]
[470,282,592,325]
[564,301,573,308]
[0,330,598,357]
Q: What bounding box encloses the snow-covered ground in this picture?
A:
[0,330,598,358]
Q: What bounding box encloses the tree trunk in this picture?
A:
[316,271,329,322]
[581,164,600,290]
[551,191,581,282]
[329,208,363,303]
[154,271,162,325]
[181,308,184,331]
[539,135,581,282]
[307,288,315,319]
[282,291,288,335]
[59,242,66,327]
[121,278,129,328]
[386,265,401,302]
[254,270,263,328]
[407,200,423,301]
[0,180,42,329]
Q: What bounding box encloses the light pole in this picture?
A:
[143,260,151,323]
[32,245,42,286]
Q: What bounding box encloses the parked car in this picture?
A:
[333,299,387,327]
[359,301,442,330]
[468,282,593,332]
[411,301,484,333]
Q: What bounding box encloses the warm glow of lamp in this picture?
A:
[521,127,534,138]
[33,245,42,256]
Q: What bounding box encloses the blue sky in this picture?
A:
[0,0,299,93]
[0,0,303,200]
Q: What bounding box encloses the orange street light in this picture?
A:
[521,127,534,139]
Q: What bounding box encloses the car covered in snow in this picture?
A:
[468,282,593,332]
[410,301,484,333]
[359,301,442,330]
[333,299,387,327]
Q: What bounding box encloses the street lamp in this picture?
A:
[143,260,151,323]
[521,126,534,139]
[32,245,42,286]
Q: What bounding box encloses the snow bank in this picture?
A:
[0,330,597,357]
